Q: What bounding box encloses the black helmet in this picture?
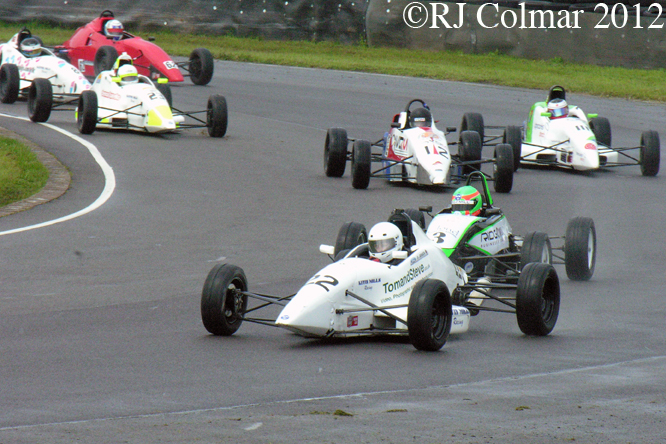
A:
[410,107,432,128]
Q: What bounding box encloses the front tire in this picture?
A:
[324,128,348,177]
[27,78,53,123]
[189,48,214,85]
[503,125,522,171]
[77,90,98,135]
[351,139,371,189]
[639,130,660,177]
[564,217,596,281]
[156,83,173,108]
[408,279,452,351]
[201,264,248,336]
[516,263,560,336]
[589,117,611,148]
[519,232,552,270]
[493,143,514,193]
[459,130,482,175]
[207,94,228,137]
[94,46,119,75]
[0,64,20,104]
[334,221,367,257]
[460,112,484,142]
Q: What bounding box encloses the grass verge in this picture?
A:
[2,21,665,102]
[0,136,49,207]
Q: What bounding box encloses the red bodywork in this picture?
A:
[56,15,184,82]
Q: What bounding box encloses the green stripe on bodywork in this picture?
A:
[442,248,455,257]
[525,102,546,143]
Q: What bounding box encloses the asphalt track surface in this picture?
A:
[0,61,665,443]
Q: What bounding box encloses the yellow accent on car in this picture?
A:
[146,105,174,127]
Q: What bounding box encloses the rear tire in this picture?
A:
[460,112,484,142]
[459,130,482,175]
[516,263,560,336]
[493,143,514,193]
[94,46,119,75]
[189,48,214,86]
[639,130,660,177]
[207,94,228,138]
[408,279,452,351]
[334,222,367,257]
[201,264,248,336]
[519,232,552,270]
[351,139,371,189]
[27,78,53,123]
[0,64,20,104]
[503,125,522,171]
[324,128,348,177]
[404,208,426,230]
[564,217,596,281]
[589,117,611,148]
[77,90,98,135]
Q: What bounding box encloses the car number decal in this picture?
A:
[306,274,339,292]
[163,60,178,70]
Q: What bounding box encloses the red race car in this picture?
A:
[54,10,214,85]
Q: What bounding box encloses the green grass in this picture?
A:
[0,137,49,207]
[2,21,665,102]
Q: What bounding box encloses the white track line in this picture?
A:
[0,115,115,236]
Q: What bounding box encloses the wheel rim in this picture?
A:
[587,230,595,269]
[430,295,448,340]
[541,294,555,323]
[223,279,245,321]
[541,245,551,263]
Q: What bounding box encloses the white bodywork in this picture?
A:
[426,213,511,257]
[0,32,91,99]
[89,69,183,133]
[276,221,471,337]
[383,112,454,185]
[521,102,618,171]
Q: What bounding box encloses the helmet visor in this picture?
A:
[550,106,568,118]
[369,238,397,254]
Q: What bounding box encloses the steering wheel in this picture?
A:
[100,10,115,18]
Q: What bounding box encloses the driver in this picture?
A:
[368,222,404,263]
[547,98,569,119]
[409,107,432,128]
[19,37,42,57]
[104,19,124,41]
[117,64,138,85]
[451,186,483,216]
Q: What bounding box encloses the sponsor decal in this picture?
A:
[347,315,359,327]
[358,278,381,285]
[480,226,504,243]
[383,264,428,293]
[464,262,474,273]
[279,314,290,321]
[101,90,121,100]
[306,274,339,292]
[163,60,178,70]
[584,142,596,150]
[453,318,464,325]
[409,249,429,265]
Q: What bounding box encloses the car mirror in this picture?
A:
[419,205,432,213]
[540,112,552,117]
[587,113,598,119]
[390,121,400,128]
[319,244,335,255]
[392,251,409,260]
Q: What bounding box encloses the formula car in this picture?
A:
[201,209,561,351]
[502,85,659,176]
[72,54,227,137]
[0,28,92,122]
[415,172,596,282]
[54,10,214,85]
[324,99,515,193]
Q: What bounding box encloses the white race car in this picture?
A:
[201,210,561,351]
[0,28,92,122]
[73,54,228,137]
[503,85,660,176]
[324,99,515,193]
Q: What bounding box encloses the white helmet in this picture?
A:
[547,98,568,119]
[20,37,41,57]
[104,19,124,41]
[368,222,403,263]
[117,64,138,85]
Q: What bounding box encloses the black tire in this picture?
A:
[564,217,596,281]
[0,64,20,104]
[519,232,552,270]
[404,208,426,230]
[589,117,611,148]
[460,112,484,142]
[334,221,367,257]
[407,279,452,351]
[94,46,119,75]
[201,264,248,336]
[351,139,371,189]
[27,78,53,123]
[459,130,482,175]
[324,127,348,177]
[189,48,214,86]
[156,83,173,108]
[639,130,660,177]
[516,263,560,336]
[493,143,514,193]
[503,125,522,171]
[207,94,228,138]
[77,90,98,135]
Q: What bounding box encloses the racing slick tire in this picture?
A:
[589,117,611,148]
[27,78,53,123]
[77,90,98,135]
[503,125,522,171]
[0,64,20,104]
[94,46,119,76]
[519,231,552,270]
[408,279,452,351]
[156,83,173,108]
[201,264,248,336]
[189,48,214,86]
[207,94,228,138]
[516,262,560,336]
[334,221,368,258]
[639,130,660,177]
[460,112,484,142]
[459,130,482,175]
[564,217,596,281]
[324,128,348,177]
[404,208,426,230]
[351,139,371,189]
[493,143,514,193]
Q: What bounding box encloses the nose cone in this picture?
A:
[276,287,335,337]
[576,141,600,170]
